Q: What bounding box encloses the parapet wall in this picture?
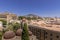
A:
[28,25,60,40]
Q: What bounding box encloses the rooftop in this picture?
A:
[29,20,60,32]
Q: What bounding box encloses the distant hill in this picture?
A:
[19,14,55,20]
[25,14,38,17]
[24,14,43,20]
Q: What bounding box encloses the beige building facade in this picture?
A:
[0,12,18,24]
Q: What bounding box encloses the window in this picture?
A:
[45,36,47,38]
[56,35,59,38]
[50,38,52,40]
[50,33,53,36]
[45,32,48,35]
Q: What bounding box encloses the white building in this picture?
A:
[0,21,3,31]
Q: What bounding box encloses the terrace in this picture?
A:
[29,20,60,32]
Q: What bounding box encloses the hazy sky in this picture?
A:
[0,0,60,17]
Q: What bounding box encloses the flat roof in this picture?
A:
[29,22,60,32]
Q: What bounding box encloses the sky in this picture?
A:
[0,0,60,17]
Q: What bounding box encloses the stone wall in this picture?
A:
[28,25,60,40]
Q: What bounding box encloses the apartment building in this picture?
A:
[0,12,18,23]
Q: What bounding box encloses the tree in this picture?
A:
[7,25,13,31]
[18,16,26,20]
[0,31,3,40]
[22,23,29,40]
[0,19,7,25]
[12,22,20,32]
[7,22,20,32]
[26,17,31,20]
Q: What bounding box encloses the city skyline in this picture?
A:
[0,0,60,17]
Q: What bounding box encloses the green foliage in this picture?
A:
[2,29,8,33]
[7,22,20,32]
[12,22,20,32]
[38,17,43,20]
[18,16,41,20]
[0,31,3,40]
[26,17,31,20]
[0,19,7,25]
[18,16,26,20]
[22,23,29,40]
[7,25,13,31]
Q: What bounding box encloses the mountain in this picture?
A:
[25,14,39,18]
[24,14,43,20]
